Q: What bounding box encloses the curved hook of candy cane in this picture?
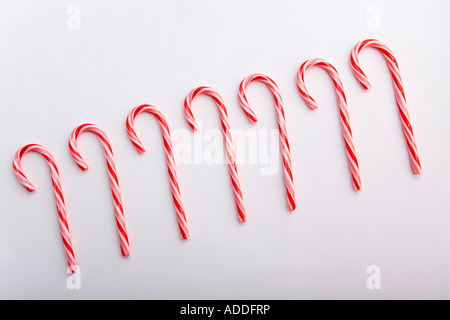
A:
[296,58,361,191]
[350,39,422,175]
[69,123,130,257]
[13,144,77,273]
[126,104,189,240]
[184,86,246,223]
[238,74,296,211]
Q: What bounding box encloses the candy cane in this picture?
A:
[69,123,130,256]
[126,104,189,239]
[297,58,361,191]
[13,144,77,273]
[238,73,296,211]
[351,39,422,174]
[184,86,246,223]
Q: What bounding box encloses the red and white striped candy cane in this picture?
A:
[13,144,77,273]
[126,104,189,239]
[69,123,130,256]
[351,39,422,175]
[297,58,361,191]
[238,73,296,211]
[184,86,246,223]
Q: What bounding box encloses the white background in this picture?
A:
[0,0,449,299]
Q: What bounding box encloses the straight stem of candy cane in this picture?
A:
[69,123,130,256]
[350,39,422,175]
[13,144,77,273]
[184,86,246,223]
[126,104,189,239]
[297,58,361,191]
[238,73,296,211]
